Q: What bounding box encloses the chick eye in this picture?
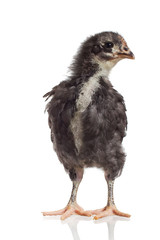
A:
[105,42,114,48]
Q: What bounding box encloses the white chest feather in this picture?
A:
[70,72,104,152]
[76,73,101,112]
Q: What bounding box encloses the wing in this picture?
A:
[43,77,82,129]
[43,87,57,101]
[43,80,80,166]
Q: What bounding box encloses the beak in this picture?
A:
[117,49,135,60]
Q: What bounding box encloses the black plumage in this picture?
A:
[43,32,134,220]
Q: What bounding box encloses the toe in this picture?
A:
[93,205,131,220]
[61,209,74,220]
[88,207,106,215]
[75,209,92,217]
[42,208,66,216]
[94,210,111,220]
[42,203,93,220]
[113,209,131,218]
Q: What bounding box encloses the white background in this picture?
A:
[0,0,160,239]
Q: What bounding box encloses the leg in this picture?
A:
[42,168,91,220]
[89,173,131,220]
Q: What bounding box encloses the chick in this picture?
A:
[42,32,134,220]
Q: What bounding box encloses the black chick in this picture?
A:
[42,32,134,220]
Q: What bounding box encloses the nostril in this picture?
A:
[124,47,129,51]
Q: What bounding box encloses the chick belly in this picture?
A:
[54,123,125,179]
[69,127,124,181]
[70,110,125,178]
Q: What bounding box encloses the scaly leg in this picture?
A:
[42,168,91,220]
[89,177,131,220]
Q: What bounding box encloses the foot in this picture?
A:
[42,203,92,220]
[89,205,131,220]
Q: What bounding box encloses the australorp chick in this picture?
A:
[42,32,134,220]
